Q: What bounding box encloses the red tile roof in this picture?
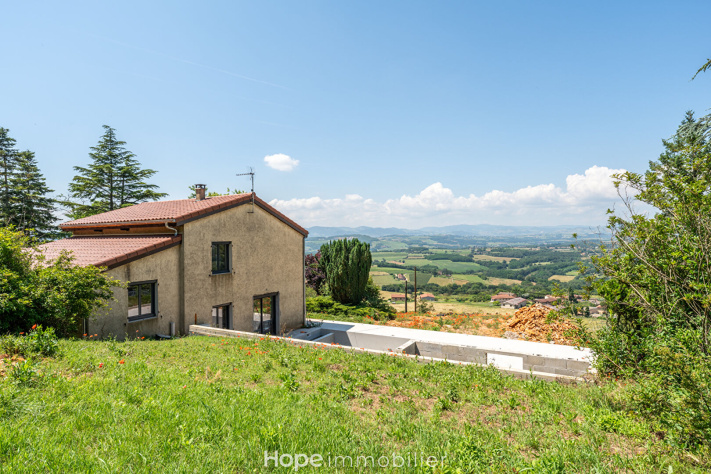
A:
[59,193,308,236]
[37,235,182,270]
[61,194,252,227]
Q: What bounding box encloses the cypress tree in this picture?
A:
[10,150,58,241]
[319,238,372,305]
[65,125,166,219]
[0,128,18,226]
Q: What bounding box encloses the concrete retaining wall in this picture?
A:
[189,321,593,382]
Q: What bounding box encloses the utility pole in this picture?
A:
[414,267,417,313]
[404,279,408,313]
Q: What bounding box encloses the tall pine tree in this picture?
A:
[65,125,166,219]
[0,128,59,240]
[11,150,58,240]
[0,128,18,227]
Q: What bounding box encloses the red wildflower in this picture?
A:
[31,324,37,330]
[98,363,103,368]
[119,359,125,364]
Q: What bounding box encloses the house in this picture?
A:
[501,297,529,309]
[38,189,308,340]
[490,292,516,302]
[419,292,436,301]
[535,296,559,305]
[589,305,608,317]
[390,293,406,302]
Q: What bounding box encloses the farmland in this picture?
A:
[368,244,588,300]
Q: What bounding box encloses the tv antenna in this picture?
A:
[236,167,255,212]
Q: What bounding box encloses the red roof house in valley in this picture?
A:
[37,189,308,340]
[419,292,436,301]
[490,292,516,302]
[390,293,407,302]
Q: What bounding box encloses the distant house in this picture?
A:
[490,292,516,302]
[535,296,559,305]
[589,306,608,317]
[396,274,407,281]
[501,297,529,309]
[419,293,436,301]
[390,293,407,302]
[37,190,308,340]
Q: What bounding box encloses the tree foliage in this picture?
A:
[0,227,119,336]
[319,238,372,305]
[64,125,166,219]
[11,151,59,240]
[305,251,326,295]
[589,111,711,444]
[0,128,18,226]
[0,128,58,240]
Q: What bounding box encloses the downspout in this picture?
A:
[165,221,178,236]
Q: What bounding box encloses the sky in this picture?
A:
[1,1,709,228]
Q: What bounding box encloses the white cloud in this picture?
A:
[264,153,299,172]
[269,165,627,227]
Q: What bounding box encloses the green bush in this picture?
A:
[587,111,711,446]
[319,238,371,304]
[306,296,394,321]
[0,325,59,357]
[0,227,119,336]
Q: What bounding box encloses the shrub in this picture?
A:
[586,111,711,445]
[305,296,394,321]
[319,238,371,304]
[0,325,59,358]
[24,325,59,357]
[0,227,119,336]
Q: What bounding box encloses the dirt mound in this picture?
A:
[502,304,580,345]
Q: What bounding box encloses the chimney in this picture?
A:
[195,184,206,201]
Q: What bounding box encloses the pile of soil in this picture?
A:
[502,304,580,345]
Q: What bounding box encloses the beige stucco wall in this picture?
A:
[181,203,305,335]
[90,245,181,340]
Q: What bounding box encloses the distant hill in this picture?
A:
[307,224,602,239]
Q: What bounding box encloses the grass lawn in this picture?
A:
[0,336,702,472]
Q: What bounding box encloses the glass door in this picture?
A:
[253,295,276,334]
[212,304,230,329]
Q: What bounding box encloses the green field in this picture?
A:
[0,336,701,472]
[370,267,433,286]
[402,258,484,273]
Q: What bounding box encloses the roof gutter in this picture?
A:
[60,218,178,229]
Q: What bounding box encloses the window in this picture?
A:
[212,304,230,329]
[211,242,231,274]
[127,281,156,321]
